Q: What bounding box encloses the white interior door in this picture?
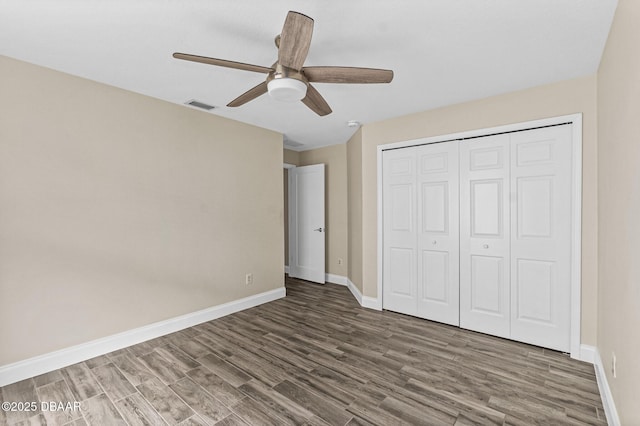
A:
[416,142,460,326]
[382,148,417,315]
[460,134,511,339]
[510,125,572,352]
[288,164,325,284]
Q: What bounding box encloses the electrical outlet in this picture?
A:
[245,273,253,285]
[338,258,343,265]
[612,352,617,378]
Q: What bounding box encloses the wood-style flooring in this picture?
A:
[1,276,606,425]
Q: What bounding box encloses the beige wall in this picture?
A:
[0,56,284,366]
[347,129,363,291]
[299,144,348,277]
[355,75,598,345]
[597,0,640,422]
[283,149,300,166]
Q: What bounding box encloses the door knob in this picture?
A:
[483,244,489,249]
[314,227,324,232]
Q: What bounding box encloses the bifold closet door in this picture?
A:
[383,141,459,325]
[416,142,459,325]
[383,148,418,316]
[459,134,512,339]
[509,125,572,352]
[460,125,572,351]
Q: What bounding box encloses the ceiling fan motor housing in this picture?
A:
[267,64,309,102]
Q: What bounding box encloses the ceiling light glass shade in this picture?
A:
[267,78,307,102]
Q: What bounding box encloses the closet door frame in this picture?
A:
[377,113,583,360]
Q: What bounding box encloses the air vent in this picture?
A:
[284,140,304,148]
[185,100,216,111]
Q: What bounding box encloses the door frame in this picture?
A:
[284,163,296,275]
[376,113,583,359]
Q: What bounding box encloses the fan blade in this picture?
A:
[278,11,314,71]
[303,66,394,84]
[173,53,273,74]
[301,84,332,116]
[227,81,268,107]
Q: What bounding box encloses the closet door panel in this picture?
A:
[383,148,418,316]
[510,125,572,352]
[416,142,460,325]
[460,135,511,338]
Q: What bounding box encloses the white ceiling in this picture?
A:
[0,1,617,151]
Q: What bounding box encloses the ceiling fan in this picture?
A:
[173,11,394,116]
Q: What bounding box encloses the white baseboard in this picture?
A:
[345,278,383,311]
[593,347,621,426]
[362,295,382,311]
[325,273,348,286]
[0,287,286,387]
[578,344,596,364]
[347,278,363,305]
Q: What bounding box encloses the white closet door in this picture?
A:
[460,134,511,339]
[416,142,460,325]
[510,125,572,352]
[383,148,418,316]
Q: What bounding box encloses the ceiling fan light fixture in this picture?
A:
[267,77,308,102]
